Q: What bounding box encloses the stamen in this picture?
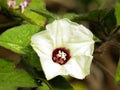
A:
[52,47,71,65]
[57,50,67,60]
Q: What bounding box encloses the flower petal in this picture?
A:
[40,55,68,80]
[31,18,94,80]
[64,55,93,79]
[46,18,93,47]
[8,0,16,8]
[31,30,53,56]
[46,19,70,47]
[66,23,93,43]
[67,41,94,56]
[31,31,68,80]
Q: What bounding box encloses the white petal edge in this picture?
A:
[64,55,93,79]
[40,55,68,80]
[31,44,68,80]
[46,18,94,47]
[46,19,72,47]
[31,30,53,56]
[67,40,94,56]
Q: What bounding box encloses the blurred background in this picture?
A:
[0,0,120,90]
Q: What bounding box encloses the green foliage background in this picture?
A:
[0,0,120,90]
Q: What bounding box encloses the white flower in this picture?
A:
[20,1,28,13]
[20,0,30,13]
[8,0,30,13]
[8,0,16,8]
[31,18,94,80]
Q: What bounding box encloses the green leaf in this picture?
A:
[72,9,100,23]
[23,10,46,26]
[63,13,78,20]
[0,87,16,90]
[37,82,50,90]
[27,0,46,10]
[73,8,116,24]
[72,8,116,40]
[115,3,120,25]
[0,24,42,69]
[0,59,15,73]
[31,9,58,20]
[24,0,47,25]
[26,47,41,69]
[0,58,37,89]
[49,76,74,90]
[20,0,47,26]
[20,0,47,25]
[14,0,46,26]
[115,58,120,82]
[102,8,116,33]
[0,24,42,54]
[15,0,46,10]
[19,58,74,90]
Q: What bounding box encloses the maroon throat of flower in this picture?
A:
[52,47,71,65]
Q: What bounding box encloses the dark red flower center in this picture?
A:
[52,47,71,65]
